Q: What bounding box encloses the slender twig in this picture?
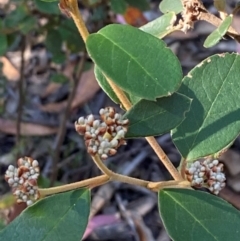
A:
[50,54,86,186]
[40,174,110,197]
[179,157,187,179]
[147,180,191,192]
[16,35,26,157]
[105,75,132,110]
[64,0,89,42]
[145,137,182,181]
[92,154,149,187]
[65,0,182,181]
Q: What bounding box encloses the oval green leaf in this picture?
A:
[172,53,240,161]
[0,34,8,56]
[124,93,191,138]
[41,0,58,2]
[204,15,232,48]
[159,189,240,241]
[140,12,176,39]
[0,189,90,241]
[159,0,183,14]
[95,65,120,104]
[125,0,149,11]
[95,66,141,106]
[34,0,60,14]
[3,6,28,29]
[58,19,85,53]
[110,0,128,14]
[86,24,182,101]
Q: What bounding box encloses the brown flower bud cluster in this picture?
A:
[185,159,226,195]
[5,157,40,206]
[180,0,201,32]
[75,107,129,160]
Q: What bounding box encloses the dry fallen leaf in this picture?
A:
[0,57,20,81]
[71,66,99,109]
[0,119,58,136]
[40,82,62,98]
[40,67,99,113]
[83,214,120,240]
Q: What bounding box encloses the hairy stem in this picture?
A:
[39,175,109,197]
[148,180,191,192]
[105,75,132,110]
[92,154,149,187]
[66,0,89,42]
[145,137,182,181]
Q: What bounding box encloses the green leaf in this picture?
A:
[90,6,108,22]
[140,12,176,38]
[172,53,240,161]
[204,15,232,48]
[41,0,58,2]
[110,0,128,14]
[19,16,37,34]
[91,0,101,5]
[52,52,66,64]
[3,6,28,29]
[0,219,5,232]
[0,34,8,56]
[126,93,141,105]
[46,29,62,52]
[160,0,183,14]
[159,189,240,241]
[125,0,149,11]
[34,0,60,14]
[46,29,65,63]
[95,65,120,104]
[124,93,191,138]
[50,73,68,84]
[58,19,85,53]
[0,189,90,241]
[95,66,141,105]
[87,24,182,101]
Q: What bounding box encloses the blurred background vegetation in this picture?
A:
[1,0,240,240]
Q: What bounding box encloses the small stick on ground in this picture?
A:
[16,35,26,159]
[50,54,86,186]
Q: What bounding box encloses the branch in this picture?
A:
[92,154,149,187]
[40,174,109,197]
